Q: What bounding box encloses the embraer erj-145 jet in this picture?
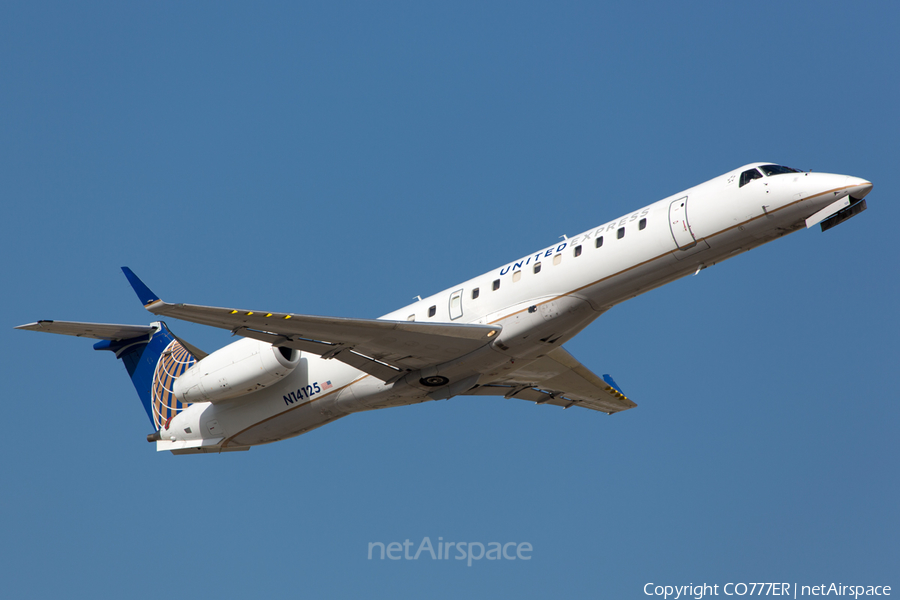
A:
[18,163,872,454]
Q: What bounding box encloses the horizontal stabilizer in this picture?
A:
[15,320,157,341]
[16,319,203,429]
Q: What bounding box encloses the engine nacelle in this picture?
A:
[173,337,300,404]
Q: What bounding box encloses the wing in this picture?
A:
[464,346,636,414]
[122,268,500,382]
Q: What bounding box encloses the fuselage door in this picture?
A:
[449,289,463,320]
[668,196,697,250]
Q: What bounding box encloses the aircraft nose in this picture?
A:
[846,176,873,200]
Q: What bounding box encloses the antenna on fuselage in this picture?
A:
[560,234,568,240]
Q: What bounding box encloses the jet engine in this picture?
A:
[173,337,300,404]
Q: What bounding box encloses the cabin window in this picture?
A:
[639,218,647,230]
[739,168,763,187]
[595,236,604,248]
[428,305,436,317]
[534,262,542,274]
[574,245,582,257]
[472,288,479,300]
[492,279,500,291]
[513,270,522,282]
[553,254,562,266]
[407,314,415,321]
[617,227,625,239]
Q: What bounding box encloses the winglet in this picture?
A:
[602,374,625,395]
[122,267,161,307]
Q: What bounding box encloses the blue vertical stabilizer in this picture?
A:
[94,322,196,430]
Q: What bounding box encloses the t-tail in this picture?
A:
[94,322,197,430]
[14,319,199,432]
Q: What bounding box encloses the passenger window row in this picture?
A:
[410,217,650,320]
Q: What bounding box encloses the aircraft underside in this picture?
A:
[17,163,872,454]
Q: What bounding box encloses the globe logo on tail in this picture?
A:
[151,340,196,430]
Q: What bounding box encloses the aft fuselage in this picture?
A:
[159,164,871,452]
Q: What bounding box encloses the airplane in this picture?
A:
[17,163,872,455]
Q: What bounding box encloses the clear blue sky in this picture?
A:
[3,2,897,598]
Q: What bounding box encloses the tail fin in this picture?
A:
[16,320,198,430]
[94,322,197,430]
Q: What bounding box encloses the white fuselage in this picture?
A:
[159,164,871,452]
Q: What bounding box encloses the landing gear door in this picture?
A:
[668,196,697,250]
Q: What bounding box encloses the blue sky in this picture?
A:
[2,2,898,598]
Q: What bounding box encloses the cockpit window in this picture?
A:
[739,168,763,187]
[760,164,802,176]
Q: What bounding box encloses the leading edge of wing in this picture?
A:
[122,268,501,378]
